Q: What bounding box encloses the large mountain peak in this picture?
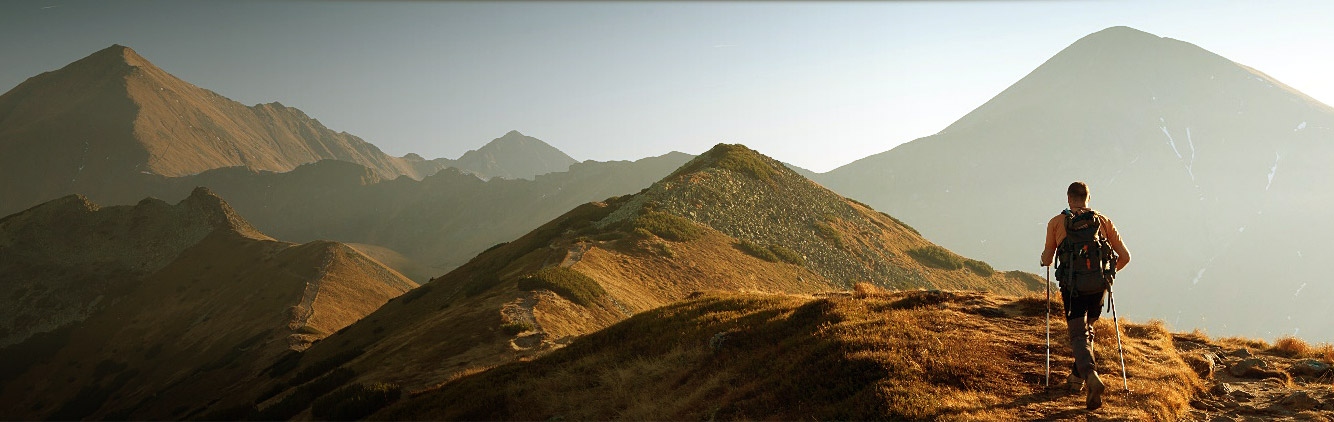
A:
[475,130,562,153]
[669,143,788,181]
[821,26,1334,341]
[0,45,446,215]
[599,143,1038,294]
[39,44,155,83]
[81,44,151,67]
[450,131,578,180]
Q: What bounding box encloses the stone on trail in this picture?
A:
[1277,390,1319,411]
[1289,359,1331,377]
[1229,358,1284,379]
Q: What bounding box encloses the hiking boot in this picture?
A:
[1067,372,1084,392]
[1086,370,1105,410]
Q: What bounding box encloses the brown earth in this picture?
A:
[1175,335,1334,422]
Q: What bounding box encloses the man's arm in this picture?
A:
[1040,215,1061,266]
[1102,216,1131,271]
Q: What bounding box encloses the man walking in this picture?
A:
[1040,181,1131,410]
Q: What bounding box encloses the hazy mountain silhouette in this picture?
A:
[427,130,578,180]
[0,45,463,215]
[818,26,1334,340]
[0,46,588,216]
[0,188,414,420]
[108,151,693,280]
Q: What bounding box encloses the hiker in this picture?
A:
[1040,181,1131,410]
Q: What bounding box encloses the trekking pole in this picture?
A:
[1044,266,1051,388]
[1108,283,1130,392]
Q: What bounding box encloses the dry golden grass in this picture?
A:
[1271,336,1312,358]
[1217,336,1271,351]
[1177,328,1211,343]
[373,290,1202,421]
[1317,343,1334,364]
[852,282,885,298]
[1266,336,1334,364]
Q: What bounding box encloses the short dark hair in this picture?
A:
[1067,181,1089,200]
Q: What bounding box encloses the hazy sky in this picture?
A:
[4,0,1334,171]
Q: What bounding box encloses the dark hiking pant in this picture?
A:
[1062,288,1104,379]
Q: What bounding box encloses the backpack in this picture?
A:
[1055,209,1117,296]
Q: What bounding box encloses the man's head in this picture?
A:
[1067,181,1090,208]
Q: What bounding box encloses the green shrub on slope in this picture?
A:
[517,267,607,306]
[631,212,705,242]
[906,246,963,270]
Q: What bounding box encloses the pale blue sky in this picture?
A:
[4,1,1334,171]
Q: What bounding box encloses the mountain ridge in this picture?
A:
[230,142,1040,421]
[0,46,580,215]
[0,190,416,420]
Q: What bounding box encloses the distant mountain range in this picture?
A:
[817,26,1334,340]
[128,151,694,280]
[0,46,580,216]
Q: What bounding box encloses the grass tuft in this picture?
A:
[1217,336,1271,351]
[852,282,885,298]
[1270,336,1311,358]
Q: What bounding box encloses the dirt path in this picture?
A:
[560,242,592,268]
[1175,338,1334,421]
[289,252,335,330]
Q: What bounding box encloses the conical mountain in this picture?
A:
[0,45,447,215]
[819,26,1334,340]
[447,130,579,180]
[0,190,415,420]
[206,143,1041,420]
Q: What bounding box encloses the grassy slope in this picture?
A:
[377,290,1202,421]
[272,143,1044,416]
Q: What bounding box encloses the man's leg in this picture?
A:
[1061,288,1086,392]
[1081,290,1107,410]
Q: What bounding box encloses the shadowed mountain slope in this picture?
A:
[0,190,415,420]
[0,187,265,347]
[818,26,1334,340]
[128,151,694,278]
[207,144,1041,420]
